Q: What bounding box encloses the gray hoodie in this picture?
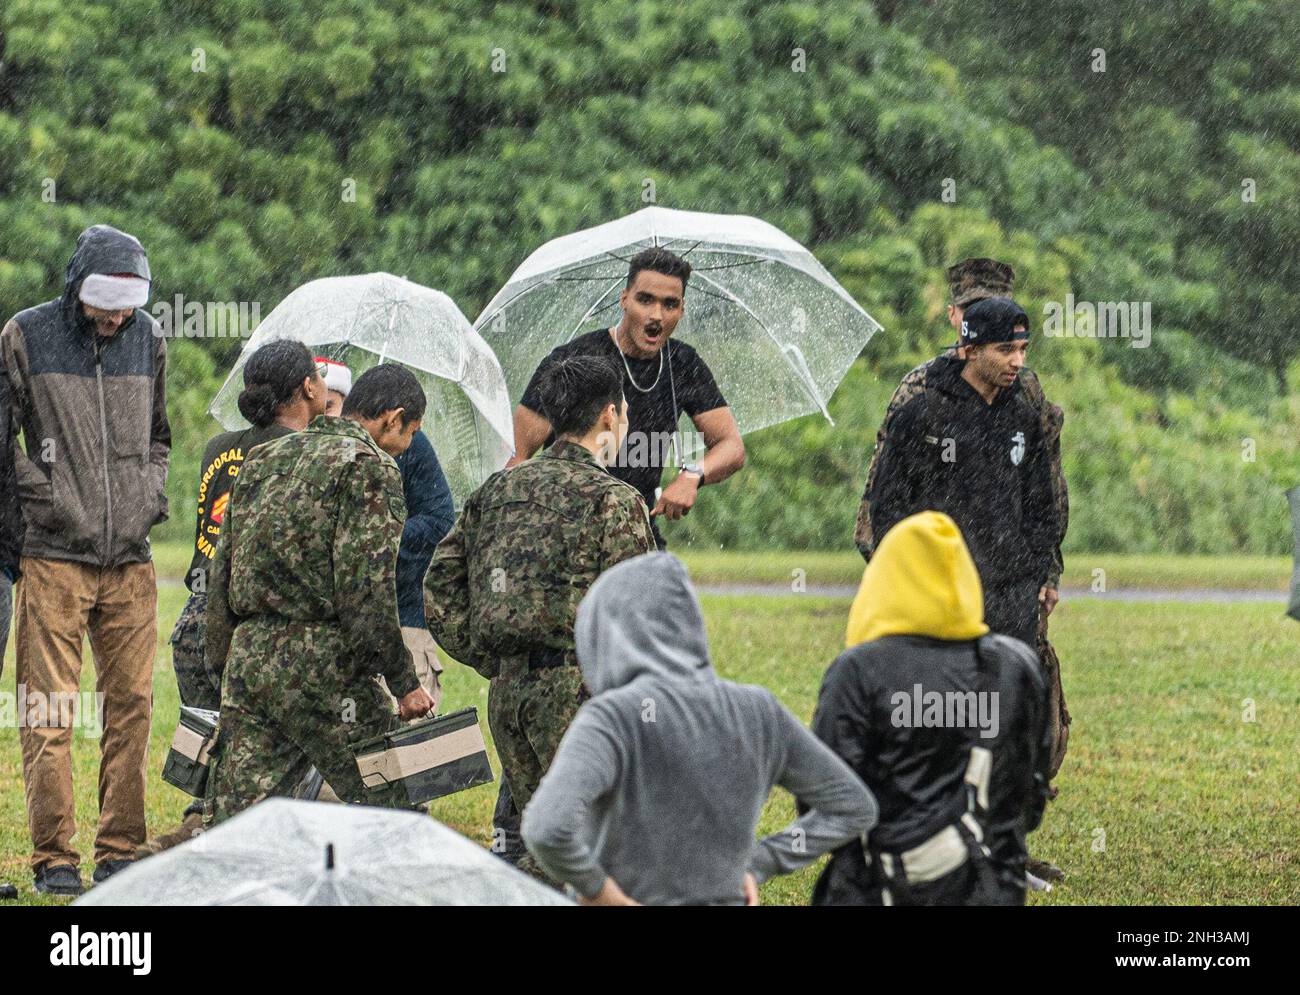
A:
[521,552,878,904]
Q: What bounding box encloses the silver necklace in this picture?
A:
[613,325,664,393]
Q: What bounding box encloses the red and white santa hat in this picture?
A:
[79,272,150,310]
[315,356,352,396]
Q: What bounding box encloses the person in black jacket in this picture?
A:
[137,341,328,858]
[0,366,21,675]
[870,297,1059,647]
[811,510,1052,906]
[0,373,12,900]
[1,347,19,900]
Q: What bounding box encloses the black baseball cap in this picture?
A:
[959,297,1030,346]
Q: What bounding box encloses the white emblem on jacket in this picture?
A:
[1010,431,1025,466]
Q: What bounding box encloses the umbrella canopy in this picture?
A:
[209,273,514,503]
[74,798,571,906]
[475,206,882,457]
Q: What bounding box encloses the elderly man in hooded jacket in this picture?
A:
[521,551,877,905]
[0,225,170,896]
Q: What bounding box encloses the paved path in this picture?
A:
[158,575,1286,604]
[698,584,1288,603]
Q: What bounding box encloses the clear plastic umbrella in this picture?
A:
[209,273,514,503]
[475,207,882,458]
[74,798,571,906]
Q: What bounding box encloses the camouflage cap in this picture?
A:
[947,257,1016,308]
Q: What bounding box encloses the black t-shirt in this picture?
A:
[185,423,294,592]
[519,327,728,509]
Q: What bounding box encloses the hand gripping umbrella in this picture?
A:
[475,207,882,461]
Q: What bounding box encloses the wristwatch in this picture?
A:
[680,462,704,482]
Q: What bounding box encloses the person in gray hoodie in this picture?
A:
[521,552,877,905]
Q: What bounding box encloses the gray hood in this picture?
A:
[575,552,712,695]
[529,553,878,903]
[61,224,152,327]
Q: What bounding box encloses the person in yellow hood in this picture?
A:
[845,510,990,647]
[810,511,1052,906]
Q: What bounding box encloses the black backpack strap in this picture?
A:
[965,637,999,823]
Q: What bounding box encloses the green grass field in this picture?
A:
[2,544,1297,904]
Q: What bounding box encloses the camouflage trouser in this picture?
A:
[204,619,404,826]
[1037,606,1070,784]
[169,591,221,711]
[488,663,587,882]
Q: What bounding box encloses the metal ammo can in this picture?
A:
[352,707,494,805]
[163,706,220,797]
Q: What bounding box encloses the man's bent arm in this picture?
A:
[598,490,656,572]
[334,459,417,697]
[424,497,492,672]
[506,404,551,468]
[689,406,744,485]
[521,707,623,899]
[750,702,878,884]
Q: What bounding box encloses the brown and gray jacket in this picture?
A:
[0,225,170,567]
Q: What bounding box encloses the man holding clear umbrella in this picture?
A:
[495,246,746,865]
[508,247,746,549]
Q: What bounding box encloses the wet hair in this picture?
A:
[236,340,317,428]
[342,363,426,427]
[626,246,691,293]
[537,354,625,437]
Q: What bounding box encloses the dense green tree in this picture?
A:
[0,0,1295,550]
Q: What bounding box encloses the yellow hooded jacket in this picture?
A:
[846,511,989,647]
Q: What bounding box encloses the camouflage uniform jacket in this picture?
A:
[855,347,1069,587]
[204,414,418,698]
[425,439,655,678]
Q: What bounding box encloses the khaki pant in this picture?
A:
[16,557,156,869]
[378,626,444,713]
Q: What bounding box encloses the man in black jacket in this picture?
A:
[811,511,1052,905]
[0,366,20,672]
[870,297,1059,647]
[0,343,18,901]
